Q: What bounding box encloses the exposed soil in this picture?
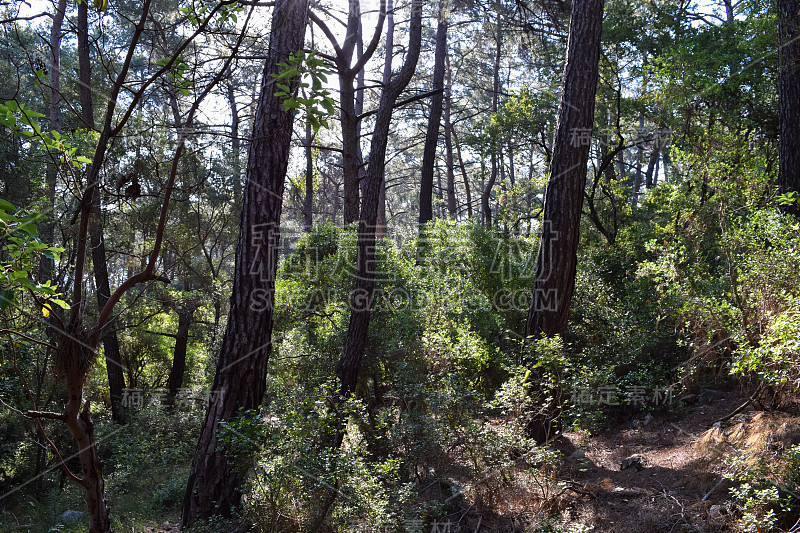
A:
[550,390,800,533]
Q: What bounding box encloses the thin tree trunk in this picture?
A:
[181,0,309,524]
[724,0,734,21]
[452,126,472,218]
[41,0,66,280]
[320,0,386,225]
[418,5,448,226]
[633,112,644,206]
[304,122,314,231]
[227,73,242,208]
[76,1,127,426]
[444,55,456,217]
[779,0,800,215]
[644,139,659,189]
[481,15,503,227]
[377,0,394,238]
[338,0,422,395]
[661,143,672,182]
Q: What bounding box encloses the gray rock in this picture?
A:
[569,449,587,461]
[642,413,654,426]
[57,510,85,524]
[620,454,645,471]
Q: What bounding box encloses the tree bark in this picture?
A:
[526,0,604,339]
[452,126,473,218]
[60,332,111,533]
[338,0,422,395]
[779,0,800,215]
[304,122,314,231]
[418,5,448,226]
[181,0,309,525]
[444,55,457,217]
[313,0,386,225]
[644,139,660,189]
[227,72,242,208]
[167,305,195,397]
[481,14,503,227]
[77,5,127,425]
[376,0,394,238]
[40,0,66,281]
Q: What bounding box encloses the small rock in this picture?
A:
[58,510,85,524]
[569,449,587,461]
[621,454,645,471]
[642,413,654,426]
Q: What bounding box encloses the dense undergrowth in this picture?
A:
[3,182,800,532]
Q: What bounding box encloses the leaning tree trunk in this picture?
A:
[418,4,448,227]
[338,0,422,395]
[779,0,800,216]
[524,0,604,445]
[181,0,309,525]
[526,0,604,339]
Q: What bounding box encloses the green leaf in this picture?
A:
[18,222,37,236]
[0,290,16,310]
[0,199,16,213]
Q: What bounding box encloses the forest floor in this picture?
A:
[520,388,798,532]
[136,387,800,533]
[430,386,800,533]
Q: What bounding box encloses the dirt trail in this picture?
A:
[556,389,800,532]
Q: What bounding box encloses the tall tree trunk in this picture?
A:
[481,15,503,227]
[661,142,672,182]
[76,0,127,425]
[304,122,314,231]
[418,4,448,227]
[40,0,67,280]
[444,55,457,217]
[376,0,394,238]
[779,0,800,215]
[227,73,242,208]
[338,0,422,395]
[181,0,309,525]
[319,0,386,225]
[526,0,604,339]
